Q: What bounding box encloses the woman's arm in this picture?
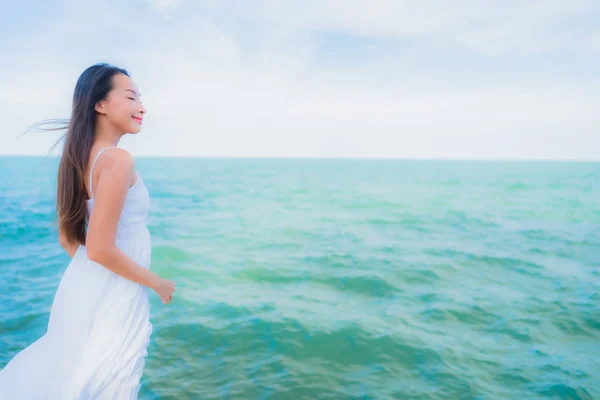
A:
[85,148,174,302]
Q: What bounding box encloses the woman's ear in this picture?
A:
[95,100,107,115]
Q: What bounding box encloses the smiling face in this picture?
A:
[95,73,146,134]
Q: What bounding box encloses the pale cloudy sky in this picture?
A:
[1,0,599,159]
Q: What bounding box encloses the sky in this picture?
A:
[1,0,599,160]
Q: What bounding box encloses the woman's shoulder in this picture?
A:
[98,147,135,167]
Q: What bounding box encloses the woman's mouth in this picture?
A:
[132,116,143,124]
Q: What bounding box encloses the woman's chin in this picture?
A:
[127,126,142,134]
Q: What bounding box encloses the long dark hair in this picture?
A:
[26,63,129,245]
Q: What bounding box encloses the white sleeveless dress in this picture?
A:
[0,147,153,399]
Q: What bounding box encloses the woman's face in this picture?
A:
[96,73,146,134]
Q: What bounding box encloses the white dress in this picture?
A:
[0,147,153,399]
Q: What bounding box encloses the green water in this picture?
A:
[1,157,599,399]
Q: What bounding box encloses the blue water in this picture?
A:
[1,156,599,399]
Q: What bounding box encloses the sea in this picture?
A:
[0,156,598,399]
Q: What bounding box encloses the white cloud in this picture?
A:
[1,0,599,159]
[116,28,600,159]
[210,0,600,55]
[590,32,600,50]
[146,0,182,15]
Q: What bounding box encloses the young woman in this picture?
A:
[0,63,175,399]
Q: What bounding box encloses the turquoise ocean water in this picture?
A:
[0,156,598,399]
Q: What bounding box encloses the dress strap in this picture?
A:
[89,147,116,199]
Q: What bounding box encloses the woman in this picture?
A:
[0,63,176,399]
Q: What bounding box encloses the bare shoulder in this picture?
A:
[93,147,136,185]
[92,147,134,175]
[101,147,135,167]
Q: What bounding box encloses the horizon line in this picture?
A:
[0,153,598,163]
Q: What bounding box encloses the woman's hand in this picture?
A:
[152,277,176,304]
